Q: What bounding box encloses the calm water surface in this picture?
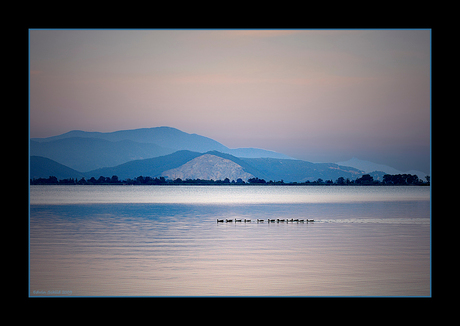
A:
[29,185,430,296]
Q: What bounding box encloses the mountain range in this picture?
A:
[30,126,291,172]
[336,157,427,180]
[30,126,425,182]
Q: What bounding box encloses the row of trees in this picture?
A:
[30,175,122,185]
[354,173,429,185]
[126,176,245,185]
[382,174,428,185]
[30,173,430,186]
[313,174,429,185]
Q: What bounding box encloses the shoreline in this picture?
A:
[29,182,430,186]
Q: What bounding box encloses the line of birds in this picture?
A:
[217,218,314,223]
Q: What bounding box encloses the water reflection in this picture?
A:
[30,198,430,296]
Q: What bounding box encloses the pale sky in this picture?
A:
[29,29,431,173]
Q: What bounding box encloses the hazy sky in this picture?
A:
[29,29,431,173]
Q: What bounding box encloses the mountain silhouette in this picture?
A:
[31,126,291,171]
[30,150,366,183]
[81,150,363,183]
[30,156,85,180]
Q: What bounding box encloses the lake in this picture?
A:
[29,185,430,297]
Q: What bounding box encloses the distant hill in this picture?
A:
[31,126,292,171]
[33,127,227,152]
[30,156,84,180]
[336,157,427,179]
[32,126,229,153]
[30,137,174,172]
[30,127,426,183]
[242,157,363,183]
[84,150,263,181]
[33,151,430,184]
[83,150,364,183]
[161,154,255,182]
[336,157,402,175]
[84,150,203,180]
[203,151,268,179]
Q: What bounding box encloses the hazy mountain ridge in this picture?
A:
[336,157,427,179]
[29,126,425,183]
[30,150,365,183]
[83,150,203,180]
[31,127,226,152]
[30,156,85,180]
[83,150,262,181]
[31,127,292,171]
[241,158,364,183]
[30,137,174,172]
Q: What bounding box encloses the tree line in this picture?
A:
[30,173,430,186]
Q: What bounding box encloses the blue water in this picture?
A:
[29,185,430,296]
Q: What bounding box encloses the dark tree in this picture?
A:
[336,177,345,185]
[383,174,393,184]
[355,174,374,185]
[248,177,266,184]
[382,173,422,185]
